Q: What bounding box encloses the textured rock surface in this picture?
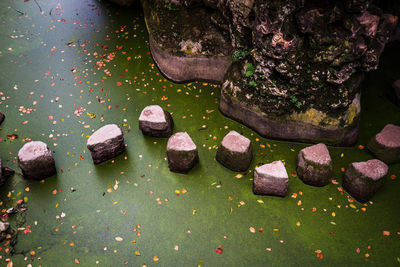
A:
[142,0,232,83]
[0,111,4,125]
[393,80,400,106]
[142,0,397,145]
[253,161,289,197]
[87,124,126,164]
[216,130,252,171]
[167,132,198,173]
[343,159,388,203]
[368,124,400,164]
[139,105,174,137]
[0,159,15,186]
[18,141,56,180]
[297,143,332,187]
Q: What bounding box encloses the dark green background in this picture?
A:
[0,0,399,266]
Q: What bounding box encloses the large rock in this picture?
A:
[142,0,232,83]
[142,0,397,145]
[0,112,4,125]
[253,161,289,197]
[297,143,332,187]
[343,159,388,203]
[393,80,400,106]
[0,159,15,186]
[87,124,126,164]
[18,141,56,180]
[139,105,174,137]
[166,132,198,173]
[216,130,252,171]
[368,124,400,164]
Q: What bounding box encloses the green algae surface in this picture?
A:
[0,0,399,266]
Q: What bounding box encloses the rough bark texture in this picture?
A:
[141,0,397,145]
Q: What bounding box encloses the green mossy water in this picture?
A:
[0,0,399,266]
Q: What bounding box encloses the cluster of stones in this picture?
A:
[6,97,399,204]
[253,122,399,202]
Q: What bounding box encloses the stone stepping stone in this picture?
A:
[216,131,253,172]
[139,105,173,138]
[297,143,332,187]
[0,112,4,125]
[18,141,56,180]
[253,161,289,197]
[367,124,400,164]
[343,159,388,203]
[87,124,126,164]
[393,80,400,106]
[167,132,198,173]
[0,159,15,186]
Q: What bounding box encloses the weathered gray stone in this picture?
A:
[393,80,400,106]
[343,159,388,203]
[0,112,4,125]
[139,105,174,137]
[368,124,400,164]
[166,132,198,173]
[0,159,15,186]
[297,143,332,187]
[18,141,56,180]
[87,124,126,164]
[253,161,289,197]
[216,130,252,171]
[219,92,359,146]
[142,0,232,83]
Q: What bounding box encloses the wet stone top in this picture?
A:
[87,124,122,146]
[167,132,196,151]
[301,143,331,165]
[352,159,388,180]
[375,124,400,148]
[18,141,51,162]
[139,105,166,124]
[221,130,251,153]
[255,161,288,179]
